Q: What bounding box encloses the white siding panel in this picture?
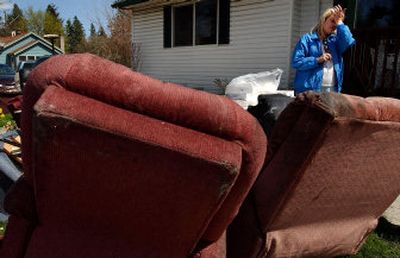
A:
[300,0,319,35]
[320,0,333,14]
[289,0,302,85]
[132,0,292,93]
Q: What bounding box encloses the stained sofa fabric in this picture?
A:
[0,54,267,257]
[228,91,400,258]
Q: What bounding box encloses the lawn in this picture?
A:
[347,218,400,258]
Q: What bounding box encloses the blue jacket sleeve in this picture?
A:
[335,23,356,54]
[291,37,319,71]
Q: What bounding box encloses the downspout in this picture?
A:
[286,0,295,89]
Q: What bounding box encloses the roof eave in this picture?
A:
[11,41,63,56]
[111,0,148,9]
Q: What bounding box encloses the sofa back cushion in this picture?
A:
[15,54,267,256]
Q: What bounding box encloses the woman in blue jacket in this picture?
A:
[292,5,355,94]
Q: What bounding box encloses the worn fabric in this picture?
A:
[229,92,400,258]
[1,53,267,257]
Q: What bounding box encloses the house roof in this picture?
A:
[9,40,63,56]
[9,40,37,55]
[0,32,28,45]
[0,32,63,54]
[111,0,148,8]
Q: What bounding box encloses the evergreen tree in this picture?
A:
[66,16,86,53]
[89,23,96,39]
[65,19,74,52]
[98,25,107,37]
[73,16,85,37]
[44,4,64,36]
[46,4,60,19]
[5,4,27,33]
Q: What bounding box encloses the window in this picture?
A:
[196,0,217,45]
[174,4,193,47]
[19,56,26,62]
[164,0,230,48]
[28,56,35,60]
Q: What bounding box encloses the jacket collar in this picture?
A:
[310,31,320,40]
[310,31,335,42]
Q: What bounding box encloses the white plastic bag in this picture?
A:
[225,68,283,108]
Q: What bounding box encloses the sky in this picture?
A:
[2,0,117,34]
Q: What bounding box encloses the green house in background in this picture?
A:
[0,32,64,70]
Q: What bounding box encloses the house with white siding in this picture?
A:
[112,0,333,93]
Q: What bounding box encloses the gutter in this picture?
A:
[112,0,190,9]
[111,0,149,9]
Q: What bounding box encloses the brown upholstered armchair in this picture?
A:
[228,92,400,258]
[0,54,267,257]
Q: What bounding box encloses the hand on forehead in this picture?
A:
[331,4,345,22]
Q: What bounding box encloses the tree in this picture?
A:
[65,19,73,51]
[98,25,106,37]
[44,4,64,36]
[45,3,60,18]
[25,7,45,35]
[107,10,133,68]
[0,4,27,36]
[89,23,96,39]
[43,4,64,49]
[85,22,108,58]
[65,16,86,53]
[6,4,27,33]
[73,16,85,41]
[76,8,134,68]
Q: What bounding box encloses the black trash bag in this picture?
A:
[247,94,294,138]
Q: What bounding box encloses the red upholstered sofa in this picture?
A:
[1,54,400,258]
[0,53,267,257]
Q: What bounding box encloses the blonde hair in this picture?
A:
[312,7,335,36]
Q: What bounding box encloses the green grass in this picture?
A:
[346,218,400,258]
[348,233,400,258]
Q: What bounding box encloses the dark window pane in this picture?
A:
[174,5,193,47]
[28,56,35,60]
[19,56,26,61]
[219,0,230,44]
[196,0,216,45]
[164,6,172,48]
